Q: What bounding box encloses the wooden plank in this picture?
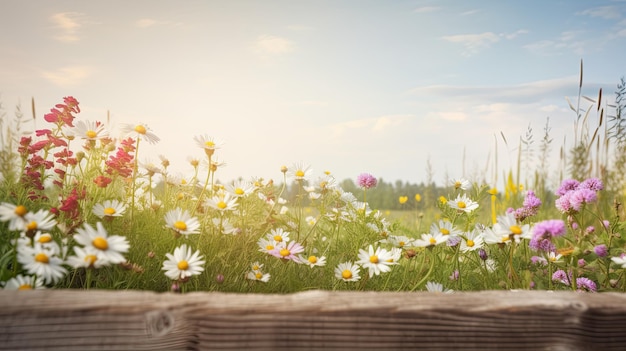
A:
[1,290,625,350]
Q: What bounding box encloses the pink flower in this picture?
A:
[270,241,304,262]
[357,173,377,189]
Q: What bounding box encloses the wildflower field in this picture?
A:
[2,75,626,294]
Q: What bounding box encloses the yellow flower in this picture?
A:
[414,194,422,202]
[439,196,447,204]
[399,196,408,204]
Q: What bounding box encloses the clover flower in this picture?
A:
[357,173,377,189]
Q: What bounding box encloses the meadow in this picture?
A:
[1,69,626,294]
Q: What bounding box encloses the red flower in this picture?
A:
[94,175,113,188]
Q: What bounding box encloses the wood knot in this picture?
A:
[145,310,175,337]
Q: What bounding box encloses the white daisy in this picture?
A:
[164,208,201,236]
[414,232,448,248]
[17,244,67,284]
[356,245,397,278]
[22,209,57,236]
[92,200,127,219]
[246,269,271,282]
[298,254,327,268]
[492,212,531,242]
[334,262,361,282]
[66,246,108,269]
[460,229,485,253]
[2,274,45,290]
[430,220,463,238]
[211,217,238,235]
[265,228,290,244]
[425,281,453,293]
[193,134,222,157]
[162,244,205,280]
[448,194,479,213]
[257,237,277,254]
[120,122,160,144]
[205,191,238,212]
[450,178,471,191]
[287,162,312,182]
[0,202,29,231]
[547,251,563,263]
[387,235,415,249]
[71,120,109,141]
[225,179,254,198]
[73,222,129,264]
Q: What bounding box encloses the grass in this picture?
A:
[1,65,626,294]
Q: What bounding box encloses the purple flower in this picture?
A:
[603,220,610,229]
[578,258,586,268]
[585,226,595,234]
[594,244,608,258]
[552,269,572,285]
[531,255,548,266]
[529,220,565,252]
[580,177,603,191]
[356,173,377,189]
[569,189,597,210]
[447,236,461,247]
[556,179,580,196]
[523,190,542,209]
[555,193,573,213]
[576,277,597,292]
[449,270,459,281]
[478,248,488,261]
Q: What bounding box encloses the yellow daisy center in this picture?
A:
[399,241,405,247]
[273,235,283,242]
[217,201,227,209]
[104,207,116,216]
[266,245,274,251]
[134,125,147,134]
[342,269,353,279]
[204,141,215,148]
[467,240,475,247]
[38,235,52,243]
[235,188,244,195]
[308,256,318,264]
[86,130,97,139]
[14,205,27,217]
[26,221,38,231]
[252,265,260,271]
[455,181,462,189]
[440,228,450,235]
[35,253,49,264]
[369,255,379,264]
[510,225,522,235]
[18,284,33,290]
[458,201,466,209]
[549,256,557,262]
[429,237,437,245]
[84,254,98,266]
[177,260,189,270]
[279,248,290,257]
[255,272,263,279]
[92,237,109,250]
[173,221,187,231]
[295,170,305,178]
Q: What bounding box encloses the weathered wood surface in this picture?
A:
[1,290,625,350]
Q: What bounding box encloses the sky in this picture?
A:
[1,0,625,188]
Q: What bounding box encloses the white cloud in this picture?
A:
[577,6,622,20]
[42,66,92,87]
[255,35,294,55]
[460,9,480,16]
[442,32,500,56]
[408,76,578,104]
[503,29,529,40]
[50,12,84,42]
[439,111,467,121]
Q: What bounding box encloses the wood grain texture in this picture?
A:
[1,290,625,350]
